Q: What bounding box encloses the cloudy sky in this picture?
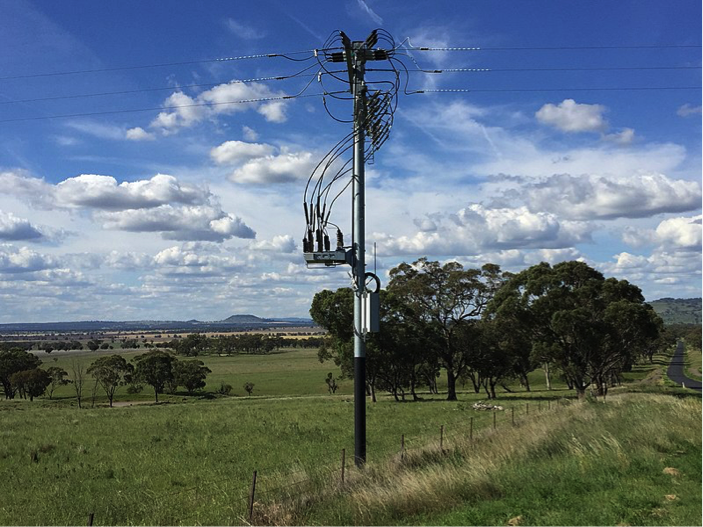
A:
[0,0,700,322]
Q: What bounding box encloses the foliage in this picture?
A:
[45,366,69,400]
[388,259,507,400]
[324,373,338,394]
[133,350,176,402]
[87,355,134,407]
[0,349,42,399]
[172,360,211,394]
[216,382,233,395]
[488,261,663,399]
[10,368,51,401]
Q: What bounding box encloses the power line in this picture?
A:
[0,66,344,106]
[0,91,347,123]
[0,48,329,81]
[407,43,701,52]
[409,86,701,94]
[382,66,702,74]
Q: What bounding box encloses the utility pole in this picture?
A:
[351,38,367,468]
[305,30,387,468]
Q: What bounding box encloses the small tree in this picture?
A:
[10,369,51,401]
[0,349,42,399]
[87,355,133,407]
[217,382,233,395]
[69,358,85,409]
[173,360,211,395]
[45,366,69,400]
[133,350,176,402]
[244,381,255,396]
[325,372,339,394]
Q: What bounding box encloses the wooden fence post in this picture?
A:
[440,425,444,452]
[341,449,346,484]
[87,512,94,526]
[248,470,257,521]
[511,407,515,426]
[401,434,405,461]
[469,417,473,442]
[493,411,497,430]
[538,400,541,412]
[526,403,529,416]
[548,399,551,410]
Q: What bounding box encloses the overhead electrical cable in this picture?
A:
[369,65,701,74]
[0,48,338,80]
[407,86,701,94]
[0,90,348,123]
[0,65,345,106]
[405,43,701,52]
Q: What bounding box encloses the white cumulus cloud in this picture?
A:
[517,173,701,220]
[125,127,156,141]
[210,140,276,165]
[536,99,607,133]
[0,211,44,241]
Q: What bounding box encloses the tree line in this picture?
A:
[0,350,211,406]
[311,259,669,401]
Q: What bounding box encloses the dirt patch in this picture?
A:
[111,401,154,408]
[640,368,664,386]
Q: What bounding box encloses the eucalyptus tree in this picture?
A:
[388,259,506,401]
[488,261,662,399]
[87,355,134,407]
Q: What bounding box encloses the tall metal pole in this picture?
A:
[352,42,367,467]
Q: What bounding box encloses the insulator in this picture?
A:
[324,234,330,251]
[303,202,310,226]
[336,229,344,248]
[315,228,323,252]
[307,229,314,249]
[303,236,309,253]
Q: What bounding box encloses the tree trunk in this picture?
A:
[575,384,586,400]
[446,371,458,401]
[543,363,552,391]
[154,389,159,403]
[490,381,497,399]
[522,373,531,392]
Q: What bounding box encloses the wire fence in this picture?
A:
[79,397,575,525]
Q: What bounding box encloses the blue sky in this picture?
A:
[0,0,700,322]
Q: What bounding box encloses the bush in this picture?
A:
[217,382,232,395]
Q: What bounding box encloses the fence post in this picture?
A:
[548,399,551,411]
[511,407,515,426]
[526,403,529,416]
[538,400,541,412]
[341,449,346,485]
[401,434,405,461]
[440,425,444,452]
[87,512,94,526]
[469,417,473,442]
[493,411,497,430]
[248,470,257,521]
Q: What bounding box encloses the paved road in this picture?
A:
[667,341,702,392]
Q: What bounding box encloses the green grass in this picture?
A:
[270,394,701,526]
[2,346,700,525]
[685,345,702,381]
[0,390,527,525]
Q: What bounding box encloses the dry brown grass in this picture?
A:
[254,394,701,526]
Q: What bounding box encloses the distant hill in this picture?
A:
[0,314,315,333]
[219,314,268,324]
[649,298,702,325]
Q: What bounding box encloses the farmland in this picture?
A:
[0,345,700,525]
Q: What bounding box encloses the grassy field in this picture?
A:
[1,346,700,525]
[685,345,702,381]
[254,393,701,526]
[35,347,347,402]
